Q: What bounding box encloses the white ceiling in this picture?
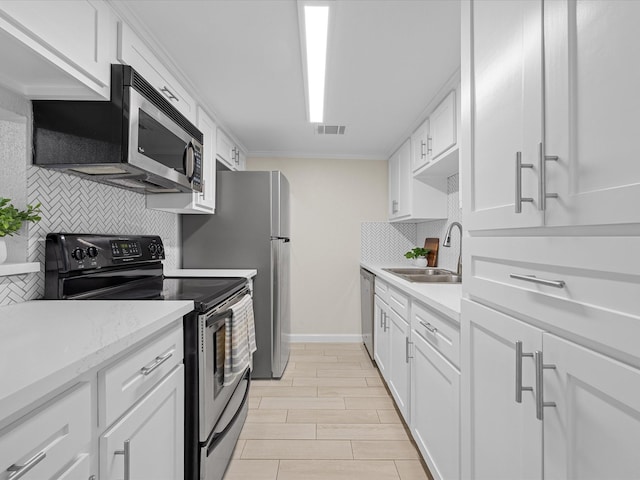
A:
[116,0,461,160]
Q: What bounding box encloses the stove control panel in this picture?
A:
[46,233,166,272]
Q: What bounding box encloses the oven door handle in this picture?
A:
[205,308,233,329]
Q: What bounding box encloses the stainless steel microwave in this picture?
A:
[32,64,203,194]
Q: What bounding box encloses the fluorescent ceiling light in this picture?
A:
[303,4,329,123]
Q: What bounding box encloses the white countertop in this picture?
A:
[164,268,257,279]
[0,300,193,422]
[361,262,462,321]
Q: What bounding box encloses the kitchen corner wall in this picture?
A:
[361,173,462,272]
[0,86,179,306]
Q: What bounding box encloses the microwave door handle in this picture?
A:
[183,142,195,182]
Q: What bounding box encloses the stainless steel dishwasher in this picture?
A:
[360,267,375,360]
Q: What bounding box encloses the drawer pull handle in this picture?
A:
[405,337,413,363]
[159,86,179,102]
[510,274,565,289]
[140,352,173,376]
[419,320,437,334]
[114,440,131,480]
[7,451,46,480]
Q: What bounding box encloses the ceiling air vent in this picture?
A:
[316,125,346,135]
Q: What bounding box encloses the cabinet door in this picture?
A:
[194,107,216,212]
[100,366,184,480]
[216,128,236,169]
[429,91,456,160]
[118,22,196,123]
[374,296,389,379]
[464,0,544,230]
[411,329,460,480]
[396,140,411,218]
[388,150,401,219]
[0,0,112,99]
[411,119,430,171]
[543,334,640,480]
[544,0,640,227]
[387,308,410,420]
[462,299,542,480]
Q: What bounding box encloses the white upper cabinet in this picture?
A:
[463,0,544,231]
[146,106,217,214]
[429,90,457,162]
[411,118,430,172]
[388,139,447,222]
[412,85,461,178]
[216,128,245,171]
[543,0,640,227]
[0,0,114,99]
[118,21,196,124]
[465,0,640,232]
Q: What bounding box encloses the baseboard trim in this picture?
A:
[289,334,363,343]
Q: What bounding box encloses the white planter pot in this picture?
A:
[0,238,6,264]
[413,257,427,267]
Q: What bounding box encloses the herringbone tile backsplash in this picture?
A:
[0,168,179,306]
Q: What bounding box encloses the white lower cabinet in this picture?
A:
[387,308,410,420]
[100,365,184,480]
[462,299,542,480]
[0,383,92,480]
[462,298,640,480]
[411,329,460,480]
[372,275,461,480]
[543,334,640,479]
[374,294,390,379]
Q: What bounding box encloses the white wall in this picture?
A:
[247,157,387,339]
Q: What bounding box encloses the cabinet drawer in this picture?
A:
[468,236,640,363]
[0,383,91,480]
[99,325,183,427]
[411,301,460,367]
[118,22,196,123]
[388,286,409,319]
[374,277,389,303]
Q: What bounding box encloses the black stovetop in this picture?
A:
[161,276,247,311]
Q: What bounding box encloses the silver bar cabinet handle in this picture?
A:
[114,440,131,480]
[7,451,46,480]
[419,320,437,334]
[538,142,559,211]
[535,351,556,420]
[140,351,173,376]
[420,141,426,159]
[427,136,433,154]
[383,313,389,332]
[510,274,565,289]
[515,341,533,403]
[515,151,534,213]
[405,337,412,363]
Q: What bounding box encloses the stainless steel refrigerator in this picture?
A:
[181,171,291,379]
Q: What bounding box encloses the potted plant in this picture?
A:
[404,247,430,267]
[0,198,41,264]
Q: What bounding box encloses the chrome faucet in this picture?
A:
[443,221,462,276]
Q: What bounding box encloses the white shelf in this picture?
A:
[414,147,459,179]
[0,262,40,277]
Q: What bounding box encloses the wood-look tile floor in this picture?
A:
[223,343,433,480]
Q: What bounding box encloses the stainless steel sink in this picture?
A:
[382,267,462,284]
